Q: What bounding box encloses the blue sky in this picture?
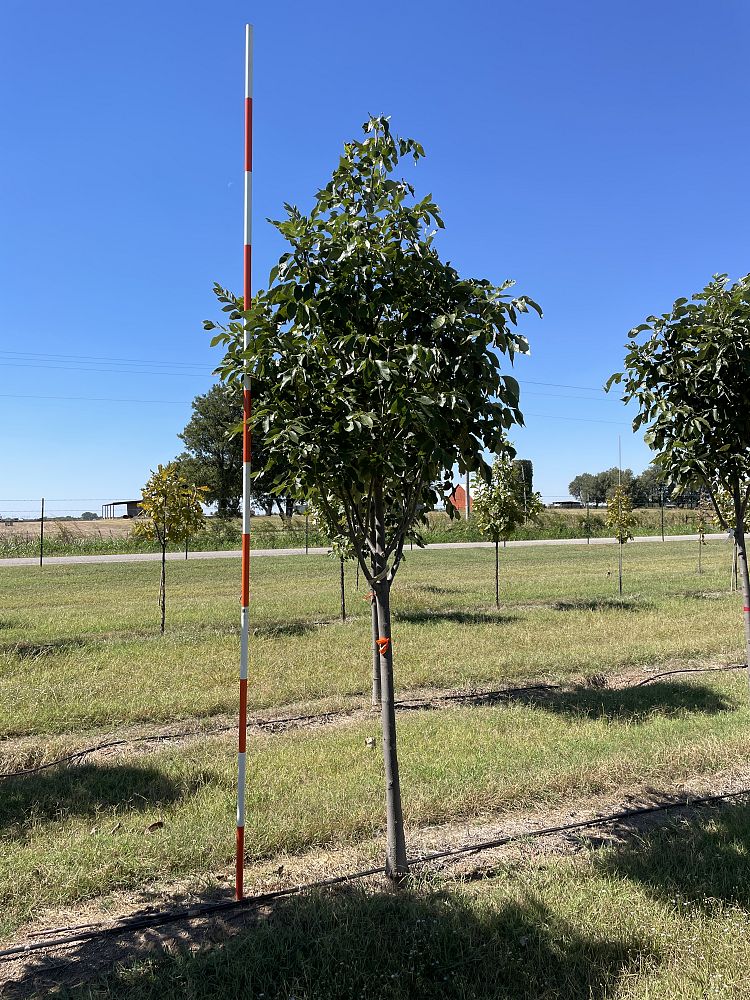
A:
[2,0,749,517]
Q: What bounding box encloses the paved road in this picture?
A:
[0,533,730,569]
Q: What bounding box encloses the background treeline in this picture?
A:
[568,466,700,507]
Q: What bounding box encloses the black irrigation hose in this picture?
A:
[1,666,745,781]
[0,709,348,781]
[633,663,745,687]
[3,785,750,962]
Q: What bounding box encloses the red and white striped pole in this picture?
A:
[236,22,253,902]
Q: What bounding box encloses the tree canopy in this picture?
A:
[207,116,541,584]
[608,273,750,526]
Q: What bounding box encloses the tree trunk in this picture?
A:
[339,557,346,622]
[371,591,381,709]
[160,543,166,634]
[373,485,408,881]
[732,485,750,696]
[618,541,623,597]
[732,543,738,592]
[698,538,702,575]
[494,539,499,609]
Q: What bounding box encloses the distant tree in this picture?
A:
[207,115,539,880]
[512,459,533,498]
[606,485,634,597]
[696,491,714,575]
[609,274,750,672]
[176,383,296,519]
[133,464,206,633]
[175,384,243,518]
[473,455,544,607]
[569,473,596,504]
[631,464,666,507]
[80,511,99,521]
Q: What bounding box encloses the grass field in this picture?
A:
[59,800,750,999]
[0,504,709,558]
[2,538,750,996]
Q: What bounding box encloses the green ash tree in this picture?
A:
[608,274,750,683]
[472,454,544,607]
[133,463,206,633]
[206,116,540,879]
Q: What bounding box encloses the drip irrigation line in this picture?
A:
[0,709,347,780]
[3,785,750,962]
[2,666,745,782]
[634,664,745,687]
[410,786,750,867]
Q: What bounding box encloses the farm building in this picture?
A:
[101,499,144,519]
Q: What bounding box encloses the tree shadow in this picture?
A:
[6,884,652,1000]
[252,620,318,639]
[1,637,90,660]
[522,681,734,723]
[595,797,750,911]
[552,598,651,612]
[397,610,520,626]
[0,763,211,836]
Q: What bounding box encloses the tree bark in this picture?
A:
[373,484,408,880]
[160,543,166,634]
[494,539,499,609]
[371,591,381,709]
[618,541,623,597]
[339,557,346,622]
[732,484,750,696]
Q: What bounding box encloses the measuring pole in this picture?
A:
[39,498,45,566]
[235,22,253,902]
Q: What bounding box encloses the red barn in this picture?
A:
[448,484,471,517]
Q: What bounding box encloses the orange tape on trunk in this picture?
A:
[376,637,391,654]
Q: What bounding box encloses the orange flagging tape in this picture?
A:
[376,637,391,654]
[744,607,750,613]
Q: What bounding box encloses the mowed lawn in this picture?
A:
[4,540,750,998]
[0,539,744,739]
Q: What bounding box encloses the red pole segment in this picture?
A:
[236,22,253,902]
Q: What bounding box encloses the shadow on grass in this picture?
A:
[552,598,652,612]
[9,886,650,1000]
[524,681,734,723]
[0,763,210,836]
[597,797,750,911]
[252,620,318,639]
[397,610,520,626]
[2,637,90,660]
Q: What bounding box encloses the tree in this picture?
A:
[696,491,713,575]
[176,383,296,519]
[606,485,634,596]
[133,463,206,633]
[473,454,544,608]
[175,384,243,518]
[206,116,540,879]
[80,511,99,520]
[608,273,750,683]
[631,464,664,507]
[512,459,533,500]
[569,473,596,504]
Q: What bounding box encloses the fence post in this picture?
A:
[39,497,45,566]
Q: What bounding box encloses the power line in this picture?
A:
[0,361,212,378]
[0,392,189,405]
[523,411,631,426]
[0,350,207,369]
